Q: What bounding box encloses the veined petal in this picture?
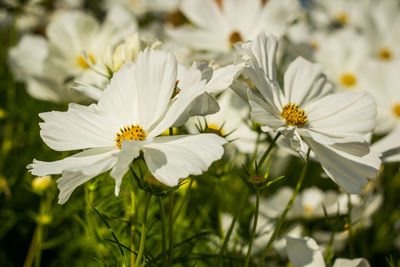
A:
[148,62,208,137]
[305,138,381,194]
[283,57,332,106]
[39,103,119,151]
[110,140,148,196]
[204,63,244,94]
[27,147,117,204]
[304,91,376,143]
[286,236,326,267]
[248,88,284,128]
[235,33,282,107]
[224,0,262,35]
[98,48,177,130]
[142,134,227,186]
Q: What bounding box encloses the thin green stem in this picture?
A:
[174,179,193,220]
[347,193,354,257]
[258,150,310,267]
[324,230,336,264]
[159,197,167,267]
[168,193,174,267]
[130,191,136,267]
[258,133,281,169]
[216,188,249,266]
[135,192,152,266]
[244,190,260,267]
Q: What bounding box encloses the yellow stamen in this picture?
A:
[378,47,392,61]
[229,31,243,46]
[281,102,308,127]
[310,41,319,50]
[115,124,146,149]
[77,53,96,69]
[335,12,349,24]
[340,73,357,88]
[393,104,400,117]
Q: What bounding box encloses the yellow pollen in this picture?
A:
[229,31,244,46]
[378,47,392,60]
[115,124,146,149]
[393,104,400,117]
[340,73,357,88]
[281,102,308,127]
[77,53,95,69]
[335,12,349,24]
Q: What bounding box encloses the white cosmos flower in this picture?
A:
[235,33,381,194]
[167,0,301,54]
[27,49,227,204]
[372,127,400,163]
[286,236,371,267]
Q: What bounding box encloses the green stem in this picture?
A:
[258,150,310,267]
[168,193,175,267]
[324,230,335,264]
[159,197,167,267]
[135,192,152,266]
[216,188,249,266]
[244,190,260,267]
[258,133,281,169]
[347,193,354,257]
[130,191,136,267]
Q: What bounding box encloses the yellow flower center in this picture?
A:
[115,124,146,149]
[378,47,392,61]
[77,53,96,69]
[281,102,308,127]
[304,205,313,215]
[310,41,319,50]
[205,124,225,137]
[335,12,349,24]
[393,104,400,117]
[340,73,357,88]
[229,31,243,46]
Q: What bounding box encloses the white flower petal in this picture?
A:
[305,91,377,143]
[149,62,208,137]
[28,147,117,204]
[39,103,119,151]
[180,0,227,31]
[372,127,400,162]
[333,258,371,267]
[286,236,326,267]
[248,88,284,128]
[305,138,381,194]
[283,57,332,106]
[205,63,244,94]
[142,134,227,186]
[110,140,148,196]
[98,48,177,130]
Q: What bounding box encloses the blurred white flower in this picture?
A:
[310,0,369,29]
[286,236,370,267]
[167,0,301,55]
[314,29,370,92]
[8,6,137,103]
[236,33,380,194]
[28,49,227,204]
[361,62,400,134]
[372,127,400,163]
